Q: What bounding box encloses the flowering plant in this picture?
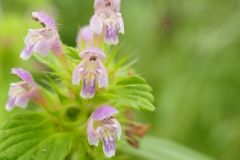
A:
[0,0,155,159]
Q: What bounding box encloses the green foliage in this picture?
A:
[120,0,240,159]
[0,112,73,160]
[34,133,72,160]
[121,136,214,160]
[110,76,155,111]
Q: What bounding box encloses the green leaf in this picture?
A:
[64,46,80,60]
[116,76,147,85]
[111,76,155,111]
[33,54,63,72]
[120,136,215,160]
[0,112,73,160]
[35,133,73,160]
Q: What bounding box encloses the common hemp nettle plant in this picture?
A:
[1,0,155,159]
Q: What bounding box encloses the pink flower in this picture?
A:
[87,106,121,158]
[6,68,37,111]
[20,11,63,60]
[90,0,124,45]
[72,48,108,99]
[76,26,94,49]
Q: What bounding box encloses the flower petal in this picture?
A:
[32,11,57,30]
[92,106,118,120]
[94,0,121,12]
[33,37,53,56]
[80,48,105,60]
[20,29,40,60]
[112,0,121,11]
[77,26,94,48]
[20,44,34,60]
[101,133,116,158]
[117,13,124,34]
[81,76,97,99]
[21,28,55,59]
[90,14,103,35]
[14,92,31,108]
[105,25,119,45]
[21,12,62,59]
[112,119,121,140]
[98,62,108,88]
[51,35,63,55]
[72,63,84,85]
[6,96,16,112]
[87,119,99,146]
[31,30,62,56]
[11,68,35,85]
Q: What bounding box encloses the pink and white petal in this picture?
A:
[25,29,46,44]
[6,96,16,112]
[34,38,54,56]
[112,119,121,140]
[102,138,116,158]
[21,30,36,60]
[20,45,34,60]
[105,35,119,45]
[81,77,97,99]
[112,0,121,11]
[15,92,31,108]
[92,106,118,120]
[76,26,94,49]
[94,0,105,9]
[82,26,94,43]
[94,0,121,11]
[80,48,106,60]
[90,14,103,35]
[98,62,108,88]
[105,24,119,45]
[11,68,35,84]
[112,0,121,4]
[87,119,99,146]
[72,63,84,85]
[32,11,57,30]
[24,29,36,44]
[51,35,63,55]
[117,13,124,34]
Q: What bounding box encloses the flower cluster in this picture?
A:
[6,0,125,158]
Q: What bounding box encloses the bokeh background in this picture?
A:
[1,0,240,159]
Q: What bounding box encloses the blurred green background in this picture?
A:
[1,0,240,159]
